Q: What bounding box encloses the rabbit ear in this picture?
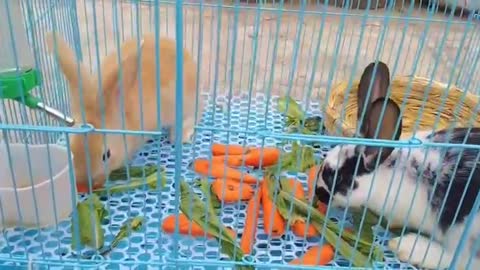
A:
[46,32,97,118]
[357,61,391,137]
[361,97,402,171]
[101,39,144,110]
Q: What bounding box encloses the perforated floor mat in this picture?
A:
[0,93,415,269]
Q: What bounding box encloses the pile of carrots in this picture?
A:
[161,143,334,266]
[192,143,281,185]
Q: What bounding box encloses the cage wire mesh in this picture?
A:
[1,0,480,269]
[0,0,77,145]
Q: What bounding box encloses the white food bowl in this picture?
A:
[0,143,75,229]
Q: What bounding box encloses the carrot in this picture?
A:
[289,244,335,266]
[261,180,286,236]
[286,178,306,198]
[240,187,262,254]
[209,154,244,165]
[162,214,237,239]
[307,165,322,200]
[285,178,320,238]
[192,159,258,184]
[307,165,330,215]
[317,202,328,215]
[211,143,251,156]
[291,220,319,238]
[201,155,249,169]
[162,214,208,237]
[211,178,255,203]
[76,182,104,193]
[230,147,281,168]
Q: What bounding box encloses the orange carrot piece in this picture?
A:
[211,178,255,203]
[261,181,286,237]
[211,143,251,156]
[240,187,262,254]
[205,155,244,168]
[162,214,209,237]
[289,244,335,266]
[317,202,328,215]
[76,182,104,193]
[251,147,281,167]
[286,178,306,198]
[291,220,320,238]
[285,178,320,238]
[307,165,331,215]
[162,214,237,239]
[192,159,258,184]
[208,155,247,167]
[308,165,322,200]
[238,148,281,168]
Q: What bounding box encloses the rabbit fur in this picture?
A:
[314,61,480,270]
[46,33,201,188]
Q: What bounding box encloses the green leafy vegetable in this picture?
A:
[94,169,166,196]
[71,194,108,250]
[277,96,305,120]
[277,96,323,135]
[267,142,316,175]
[286,142,316,172]
[303,116,322,134]
[350,208,419,242]
[109,165,158,180]
[194,178,221,215]
[179,180,253,270]
[349,208,380,243]
[100,216,145,256]
[265,173,384,267]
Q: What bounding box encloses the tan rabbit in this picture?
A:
[46,33,201,188]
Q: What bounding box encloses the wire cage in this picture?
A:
[1,0,480,269]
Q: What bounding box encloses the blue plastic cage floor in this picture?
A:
[0,93,416,269]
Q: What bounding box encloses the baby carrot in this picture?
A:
[285,178,320,238]
[211,143,251,156]
[317,202,328,215]
[289,244,335,266]
[234,148,281,168]
[261,181,286,237]
[211,178,255,203]
[209,155,245,165]
[307,165,322,200]
[192,159,258,184]
[291,220,320,238]
[306,166,329,215]
[285,178,306,198]
[240,187,262,254]
[76,182,104,193]
[162,214,209,237]
[162,214,236,239]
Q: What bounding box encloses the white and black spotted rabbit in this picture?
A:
[314,61,480,270]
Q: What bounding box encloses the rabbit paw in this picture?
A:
[167,118,195,144]
[181,118,195,143]
[182,127,194,143]
[388,233,451,270]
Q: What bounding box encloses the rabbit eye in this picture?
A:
[102,149,111,161]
